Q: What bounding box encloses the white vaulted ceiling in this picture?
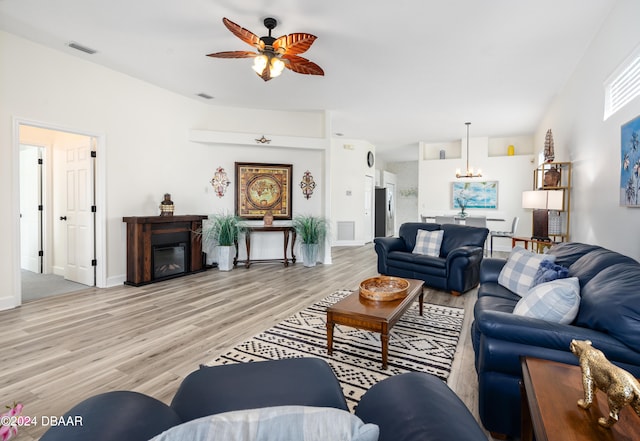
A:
[0,0,617,160]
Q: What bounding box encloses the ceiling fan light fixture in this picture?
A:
[270,57,285,77]
[252,54,268,74]
[207,17,324,82]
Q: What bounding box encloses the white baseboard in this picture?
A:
[332,240,365,247]
[106,275,126,287]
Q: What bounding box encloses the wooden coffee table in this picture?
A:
[326,278,424,369]
[521,357,640,441]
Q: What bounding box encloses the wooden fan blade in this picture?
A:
[273,33,317,55]
[282,55,324,76]
[206,51,256,59]
[222,17,261,48]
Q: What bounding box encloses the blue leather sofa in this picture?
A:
[42,357,488,441]
[374,222,489,295]
[471,242,640,438]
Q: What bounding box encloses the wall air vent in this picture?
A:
[67,41,97,55]
[196,93,214,100]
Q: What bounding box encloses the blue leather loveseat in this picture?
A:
[374,222,489,295]
[471,242,640,438]
[41,357,488,441]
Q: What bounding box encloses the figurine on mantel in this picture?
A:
[159,193,174,216]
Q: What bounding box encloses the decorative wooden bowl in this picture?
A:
[359,276,410,301]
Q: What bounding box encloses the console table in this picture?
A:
[234,226,296,268]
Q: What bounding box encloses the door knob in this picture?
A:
[60,216,67,221]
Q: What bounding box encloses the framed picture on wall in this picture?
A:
[235,162,293,219]
[452,181,498,209]
[620,115,640,207]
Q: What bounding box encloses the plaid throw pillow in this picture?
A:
[412,229,444,257]
[498,246,557,296]
[513,277,580,324]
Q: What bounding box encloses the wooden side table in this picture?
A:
[512,236,556,254]
[520,357,640,441]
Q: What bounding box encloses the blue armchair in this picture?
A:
[374,222,488,295]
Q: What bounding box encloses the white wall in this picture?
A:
[0,31,329,309]
[535,0,640,260]
[330,138,375,245]
[419,134,534,251]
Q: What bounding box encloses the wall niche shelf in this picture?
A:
[421,140,461,161]
[487,135,534,157]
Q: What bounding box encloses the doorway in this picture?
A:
[18,122,102,301]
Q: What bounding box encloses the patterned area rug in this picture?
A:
[209,290,464,410]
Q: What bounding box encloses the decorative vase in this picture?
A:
[301,243,319,267]
[216,245,235,271]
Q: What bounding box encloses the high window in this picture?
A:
[604,45,640,120]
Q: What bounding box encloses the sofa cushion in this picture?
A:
[568,248,638,288]
[576,262,640,352]
[150,406,379,441]
[398,223,440,252]
[513,277,580,324]
[412,229,444,257]
[547,242,602,268]
[498,246,556,296]
[171,358,348,422]
[440,223,488,257]
[531,260,569,287]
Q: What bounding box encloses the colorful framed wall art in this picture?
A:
[452,181,498,209]
[620,115,640,207]
[235,162,292,219]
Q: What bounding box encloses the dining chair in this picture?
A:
[434,216,455,225]
[489,217,520,256]
[464,216,487,228]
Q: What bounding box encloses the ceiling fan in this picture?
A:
[207,17,324,82]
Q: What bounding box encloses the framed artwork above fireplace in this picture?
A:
[235,162,293,220]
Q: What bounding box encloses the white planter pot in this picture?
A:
[301,243,319,267]
[217,245,235,271]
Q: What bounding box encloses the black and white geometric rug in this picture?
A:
[209,290,464,410]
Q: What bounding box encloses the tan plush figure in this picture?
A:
[570,339,640,427]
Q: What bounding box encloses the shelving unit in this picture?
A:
[532,161,572,241]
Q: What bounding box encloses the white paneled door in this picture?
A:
[64,141,95,286]
[19,145,42,273]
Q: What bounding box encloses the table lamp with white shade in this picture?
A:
[522,190,564,240]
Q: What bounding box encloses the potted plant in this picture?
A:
[292,214,328,267]
[200,213,246,271]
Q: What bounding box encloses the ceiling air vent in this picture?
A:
[196,93,214,100]
[67,41,97,55]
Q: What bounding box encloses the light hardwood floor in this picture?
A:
[2,245,495,440]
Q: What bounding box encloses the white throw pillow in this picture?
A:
[150,405,379,441]
[412,229,444,257]
[498,246,557,296]
[513,277,580,324]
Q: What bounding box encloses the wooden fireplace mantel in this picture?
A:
[122,215,207,286]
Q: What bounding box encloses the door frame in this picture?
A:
[12,118,107,300]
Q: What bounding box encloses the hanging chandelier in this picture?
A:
[456,122,482,178]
